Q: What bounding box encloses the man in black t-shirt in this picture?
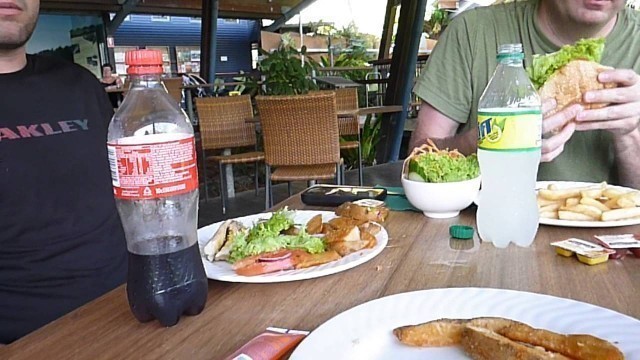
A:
[0,0,127,343]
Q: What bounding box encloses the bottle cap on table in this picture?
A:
[449,225,474,240]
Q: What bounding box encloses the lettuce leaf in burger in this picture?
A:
[527,38,616,116]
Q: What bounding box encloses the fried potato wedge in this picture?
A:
[461,326,571,360]
[324,226,360,244]
[394,317,623,360]
[329,240,369,256]
[393,317,514,347]
[293,250,341,269]
[305,214,323,235]
[579,197,611,212]
[360,230,377,249]
[498,323,624,360]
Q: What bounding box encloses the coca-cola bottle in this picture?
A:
[106,49,207,326]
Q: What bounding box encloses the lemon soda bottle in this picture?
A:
[476,43,542,248]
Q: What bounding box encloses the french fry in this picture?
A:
[580,188,603,199]
[617,196,637,209]
[558,210,597,221]
[604,198,621,209]
[539,188,583,200]
[539,204,560,213]
[539,211,559,220]
[579,197,610,212]
[601,207,640,221]
[561,204,602,219]
[603,188,626,199]
[537,196,563,207]
[565,197,580,207]
[539,182,639,222]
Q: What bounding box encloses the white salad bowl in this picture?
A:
[401,175,481,218]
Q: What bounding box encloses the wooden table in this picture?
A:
[3,162,639,359]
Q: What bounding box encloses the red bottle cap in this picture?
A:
[126,49,163,75]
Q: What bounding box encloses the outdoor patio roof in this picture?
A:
[40,0,306,19]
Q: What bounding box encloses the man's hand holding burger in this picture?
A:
[575,68,640,135]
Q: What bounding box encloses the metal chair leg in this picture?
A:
[254,161,259,196]
[265,165,272,210]
[219,162,227,215]
[335,164,341,185]
[201,146,209,202]
[357,141,364,186]
[287,182,292,197]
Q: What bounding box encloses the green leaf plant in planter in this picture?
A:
[258,37,319,96]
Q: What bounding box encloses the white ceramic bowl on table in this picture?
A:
[401,175,481,218]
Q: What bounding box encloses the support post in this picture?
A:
[377,0,428,163]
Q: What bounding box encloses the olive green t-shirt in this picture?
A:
[413,0,640,185]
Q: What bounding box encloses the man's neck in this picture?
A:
[0,47,27,74]
[537,4,618,46]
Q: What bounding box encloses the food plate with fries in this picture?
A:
[537,181,640,227]
[289,287,640,359]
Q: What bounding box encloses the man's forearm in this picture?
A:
[410,129,478,155]
[614,128,640,188]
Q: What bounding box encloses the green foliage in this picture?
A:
[423,9,450,39]
[258,43,318,96]
[342,114,381,168]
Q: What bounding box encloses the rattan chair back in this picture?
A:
[196,95,257,151]
[256,92,340,167]
[162,77,184,105]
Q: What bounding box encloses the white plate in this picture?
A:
[197,210,388,283]
[290,287,640,359]
[537,181,640,228]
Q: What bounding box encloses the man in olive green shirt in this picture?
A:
[411,0,640,188]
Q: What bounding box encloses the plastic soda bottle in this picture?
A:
[107,49,208,326]
[476,44,542,248]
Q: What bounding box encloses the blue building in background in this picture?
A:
[113,15,261,76]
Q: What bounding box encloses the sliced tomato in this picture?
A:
[235,257,295,276]
[258,250,293,262]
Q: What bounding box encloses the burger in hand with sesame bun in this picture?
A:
[528,38,616,116]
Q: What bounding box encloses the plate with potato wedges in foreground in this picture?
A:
[290,287,639,360]
[537,181,640,228]
[197,207,389,283]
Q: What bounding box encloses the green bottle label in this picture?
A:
[477,110,542,152]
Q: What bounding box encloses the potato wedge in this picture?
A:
[498,323,624,360]
[565,198,580,207]
[539,211,558,220]
[305,214,323,235]
[461,325,571,360]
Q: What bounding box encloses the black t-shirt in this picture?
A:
[0,55,127,343]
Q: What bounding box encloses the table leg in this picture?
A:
[222,148,235,198]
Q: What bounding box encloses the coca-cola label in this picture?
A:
[107,134,198,200]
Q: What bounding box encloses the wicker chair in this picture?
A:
[162,77,184,106]
[196,95,264,214]
[334,88,363,185]
[256,92,343,208]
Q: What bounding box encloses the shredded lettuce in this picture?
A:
[527,38,605,89]
[228,208,325,263]
[408,152,479,183]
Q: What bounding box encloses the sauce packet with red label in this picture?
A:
[593,234,640,259]
[225,327,309,360]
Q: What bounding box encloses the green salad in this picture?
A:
[527,38,605,89]
[228,208,326,263]
[406,143,479,183]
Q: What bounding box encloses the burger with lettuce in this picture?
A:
[527,38,616,116]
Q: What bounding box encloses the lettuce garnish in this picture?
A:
[527,38,605,89]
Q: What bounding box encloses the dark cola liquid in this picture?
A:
[127,236,208,327]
